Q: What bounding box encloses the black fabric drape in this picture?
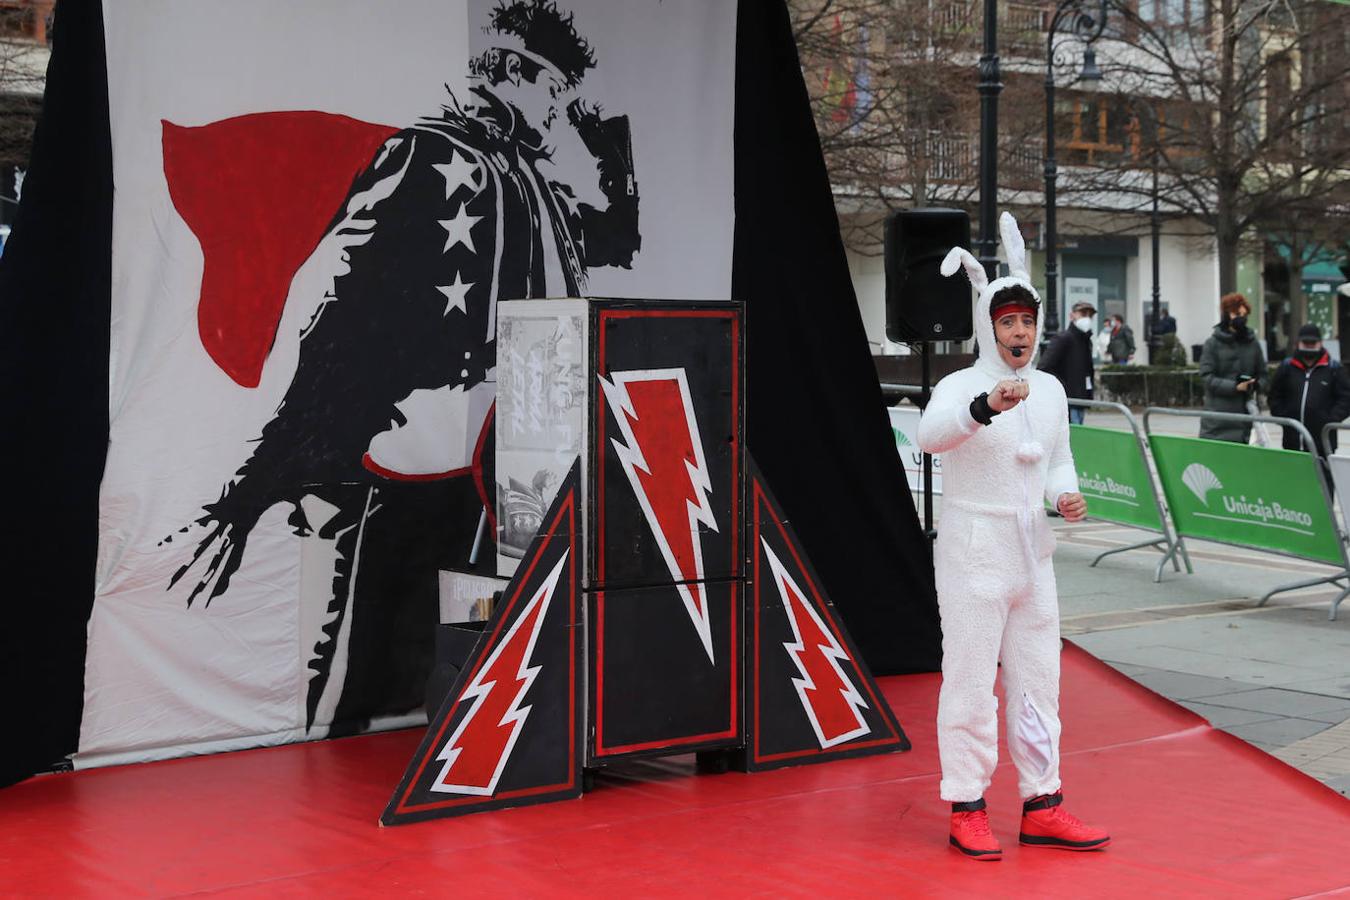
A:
[733,0,942,675]
[0,1,113,787]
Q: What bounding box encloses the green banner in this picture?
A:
[1068,425,1165,531]
[1149,435,1343,564]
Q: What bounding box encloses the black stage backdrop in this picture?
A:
[0,0,940,788]
[732,0,942,678]
[0,3,112,788]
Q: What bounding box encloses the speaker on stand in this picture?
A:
[884,208,974,537]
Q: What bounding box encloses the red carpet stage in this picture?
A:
[4,643,1349,898]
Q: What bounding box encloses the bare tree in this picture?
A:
[790,0,1047,254]
[1063,0,1350,308]
[1263,184,1350,337]
[0,1,51,211]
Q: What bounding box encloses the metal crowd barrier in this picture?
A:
[1321,421,1350,462]
[1068,399,1192,582]
[1319,422,1350,619]
[1145,408,1350,619]
[880,382,926,403]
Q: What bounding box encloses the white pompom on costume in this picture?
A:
[918,211,1079,802]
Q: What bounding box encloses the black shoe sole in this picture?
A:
[950,835,1003,860]
[1019,833,1111,850]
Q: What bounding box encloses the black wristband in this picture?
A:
[970,392,1000,426]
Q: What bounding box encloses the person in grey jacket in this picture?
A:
[1198,293,1268,442]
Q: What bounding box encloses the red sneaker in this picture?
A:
[949,799,1002,860]
[1019,793,1111,850]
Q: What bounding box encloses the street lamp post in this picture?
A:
[977,0,1003,282]
[1043,0,1107,336]
[1149,120,1163,364]
[1123,100,1165,362]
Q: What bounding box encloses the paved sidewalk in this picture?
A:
[1053,517,1350,795]
[1060,407,1350,793]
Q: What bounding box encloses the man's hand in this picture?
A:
[1236,378,1256,393]
[568,99,635,202]
[1057,492,1087,522]
[987,379,1030,412]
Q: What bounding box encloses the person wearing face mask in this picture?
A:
[1105,314,1136,365]
[918,213,1110,862]
[1198,293,1268,443]
[1039,301,1097,425]
[1268,324,1350,457]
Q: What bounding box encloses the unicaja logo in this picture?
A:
[1182,463,1222,507]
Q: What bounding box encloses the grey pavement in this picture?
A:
[916,407,1350,795]
[1053,517,1350,795]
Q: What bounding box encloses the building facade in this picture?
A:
[797,0,1348,367]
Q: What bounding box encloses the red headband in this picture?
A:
[992,304,1038,322]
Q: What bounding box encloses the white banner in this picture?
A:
[888,406,942,496]
[1328,455,1350,529]
[85,0,737,765]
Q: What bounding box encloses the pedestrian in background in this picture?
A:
[1105,315,1135,364]
[1268,324,1350,457]
[1153,304,1176,338]
[1040,301,1096,424]
[1199,293,1267,443]
[1094,320,1112,361]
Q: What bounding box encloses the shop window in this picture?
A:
[1062,254,1130,333]
[1064,97,1125,165]
[1137,0,1209,30]
[1267,54,1293,156]
[0,3,34,40]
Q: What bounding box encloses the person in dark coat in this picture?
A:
[165,1,640,732]
[1199,293,1268,442]
[1105,315,1135,364]
[1153,304,1177,337]
[1039,301,1097,424]
[1268,324,1350,456]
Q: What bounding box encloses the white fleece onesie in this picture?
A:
[917,213,1079,803]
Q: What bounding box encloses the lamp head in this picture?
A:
[1080,47,1103,82]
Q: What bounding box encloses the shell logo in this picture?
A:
[1182,463,1223,507]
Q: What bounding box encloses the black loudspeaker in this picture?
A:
[885,208,974,343]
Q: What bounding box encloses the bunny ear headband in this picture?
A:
[998,211,1030,281]
[939,246,988,294]
[938,211,1032,294]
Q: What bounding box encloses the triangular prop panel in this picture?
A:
[382,460,582,825]
[744,453,908,771]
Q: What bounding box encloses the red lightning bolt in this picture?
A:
[430,552,568,796]
[762,538,870,749]
[599,369,718,663]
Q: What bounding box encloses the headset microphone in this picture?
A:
[995,337,1025,358]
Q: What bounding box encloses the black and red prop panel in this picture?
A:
[382,462,582,825]
[590,303,742,760]
[744,454,908,771]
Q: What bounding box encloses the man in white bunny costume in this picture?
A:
[918,213,1110,861]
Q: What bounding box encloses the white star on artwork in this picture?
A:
[440,205,483,254]
[436,274,474,316]
[433,153,481,199]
